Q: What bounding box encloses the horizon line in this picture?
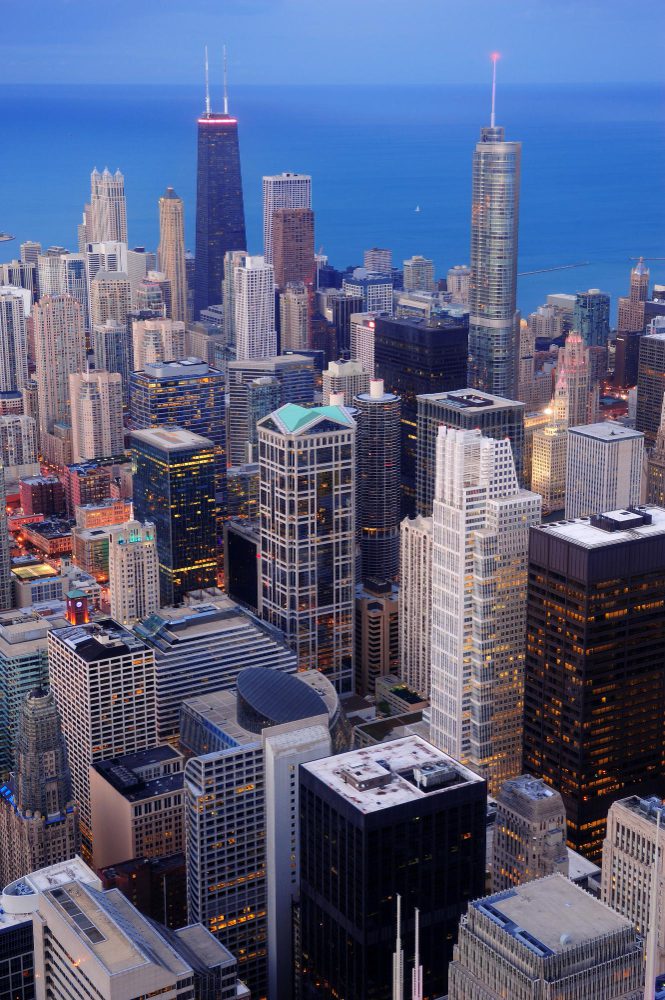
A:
[1,79,662,88]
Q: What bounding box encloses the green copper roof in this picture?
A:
[272,403,355,434]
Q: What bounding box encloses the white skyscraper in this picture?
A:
[69,370,125,463]
[403,255,434,292]
[0,288,29,391]
[234,254,277,360]
[262,172,312,264]
[89,271,131,328]
[33,295,87,462]
[322,359,370,406]
[0,414,37,471]
[430,426,541,792]
[132,317,187,371]
[90,167,128,244]
[108,520,160,626]
[349,311,378,377]
[398,514,433,699]
[565,421,644,519]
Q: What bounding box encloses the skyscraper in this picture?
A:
[523,506,665,858]
[262,172,312,264]
[158,187,188,322]
[90,167,127,244]
[69,370,124,463]
[48,619,157,851]
[194,56,246,316]
[233,254,277,360]
[89,270,131,327]
[398,514,433,699]
[636,323,665,445]
[258,403,356,693]
[565,421,643,519]
[0,287,29,391]
[618,256,650,332]
[33,294,86,464]
[468,56,521,397]
[0,687,80,886]
[574,288,611,348]
[430,426,541,792]
[647,396,665,504]
[132,316,187,370]
[322,358,370,405]
[272,207,315,289]
[279,281,309,351]
[342,269,393,313]
[491,775,568,892]
[132,427,217,606]
[402,255,434,292]
[108,520,160,626]
[354,379,401,582]
[299,737,487,1000]
[363,247,392,272]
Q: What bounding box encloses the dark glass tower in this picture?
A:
[132,427,217,606]
[523,507,665,861]
[194,70,246,317]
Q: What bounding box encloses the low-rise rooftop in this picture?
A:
[49,619,148,662]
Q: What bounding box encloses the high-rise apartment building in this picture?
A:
[130,358,225,498]
[262,172,311,264]
[194,78,246,315]
[447,264,471,304]
[403,255,434,292]
[158,186,188,322]
[0,414,37,473]
[430,426,541,792]
[259,404,356,693]
[279,281,309,351]
[363,247,392,272]
[354,379,401,581]
[448,875,644,1000]
[132,427,217,606]
[618,257,650,332]
[565,421,643,519]
[322,358,370,405]
[0,288,29,391]
[647,396,665,504]
[226,354,315,467]
[468,74,521,398]
[272,208,315,289]
[92,318,132,401]
[574,288,610,347]
[416,388,525,516]
[299,737,487,1000]
[48,619,157,849]
[69,370,124,463]
[233,254,277,360]
[523,507,665,858]
[354,578,399,696]
[398,514,432,699]
[107,520,159,626]
[602,794,665,975]
[636,325,665,445]
[183,669,333,1000]
[89,270,131,327]
[374,311,469,515]
[0,688,79,886]
[33,294,86,463]
[491,774,568,892]
[89,167,127,243]
[37,252,90,329]
[349,312,378,375]
[132,316,186,370]
[342,269,393,314]
[133,595,297,743]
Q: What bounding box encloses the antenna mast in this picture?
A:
[223,45,229,115]
[411,908,423,1000]
[204,46,211,115]
[392,895,404,1000]
[490,52,500,128]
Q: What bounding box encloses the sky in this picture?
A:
[2,0,665,86]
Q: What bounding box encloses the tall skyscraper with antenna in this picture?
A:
[194,47,246,317]
[468,55,522,398]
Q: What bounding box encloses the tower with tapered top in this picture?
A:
[194,47,246,316]
[468,54,521,398]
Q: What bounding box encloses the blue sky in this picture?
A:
[3,0,665,85]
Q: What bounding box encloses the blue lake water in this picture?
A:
[1,83,663,319]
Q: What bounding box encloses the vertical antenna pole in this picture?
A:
[411,907,423,1000]
[490,52,500,128]
[223,45,229,115]
[204,46,211,115]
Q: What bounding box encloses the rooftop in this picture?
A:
[140,357,222,379]
[418,388,523,410]
[131,426,214,451]
[538,504,665,549]
[49,619,148,662]
[135,596,290,651]
[472,876,631,957]
[1,858,99,924]
[568,419,643,441]
[302,736,483,814]
[12,562,59,581]
[259,403,355,435]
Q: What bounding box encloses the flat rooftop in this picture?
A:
[502,775,558,802]
[537,504,665,549]
[2,857,98,902]
[141,358,221,379]
[11,563,59,580]
[135,597,290,650]
[50,619,148,662]
[418,388,523,410]
[93,745,183,802]
[473,876,631,956]
[302,735,483,814]
[131,426,214,450]
[568,420,643,441]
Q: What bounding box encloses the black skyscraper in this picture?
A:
[194,68,246,317]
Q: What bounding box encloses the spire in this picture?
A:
[392,894,404,1000]
[490,52,500,128]
[204,45,211,115]
[411,907,423,1000]
[223,44,229,115]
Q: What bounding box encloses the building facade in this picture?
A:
[565,422,643,519]
[158,186,188,322]
[491,774,568,892]
[636,327,665,446]
[107,520,160,626]
[262,172,311,265]
[398,514,433,699]
[69,370,124,463]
